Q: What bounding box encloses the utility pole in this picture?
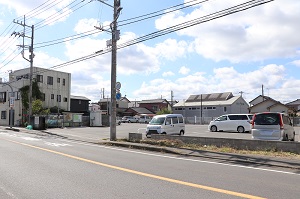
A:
[12,16,34,124]
[110,0,119,141]
[239,91,244,97]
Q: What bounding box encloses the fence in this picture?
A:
[184,116,215,125]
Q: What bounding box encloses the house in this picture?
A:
[172,92,249,123]
[249,95,289,114]
[98,96,130,116]
[138,99,171,113]
[0,67,71,126]
[123,107,155,116]
[70,95,90,115]
[285,99,300,115]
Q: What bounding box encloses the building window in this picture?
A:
[78,100,81,104]
[1,111,6,119]
[41,93,45,101]
[62,78,66,86]
[0,92,6,103]
[47,76,53,85]
[57,95,61,102]
[64,97,67,102]
[37,75,43,83]
[51,94,54,99]
[57,78,60,83]
[152,105,158,111]
[224,107,227,112]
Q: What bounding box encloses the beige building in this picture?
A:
[249,95,289,113]
[0,67,71,126]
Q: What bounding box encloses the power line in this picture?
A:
[31,0,206,49]
[46,0,275,71]
[2,0,274,85]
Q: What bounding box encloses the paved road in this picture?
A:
[0,130,299,199]
[44,123,300,142]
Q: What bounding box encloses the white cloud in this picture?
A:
[291,60,300,67]
[162,71,175,77]
[155,0,300,63]
[132,64,296,103]
[179,66,190,75]
[0,0,73,25]
[155,38,187,61]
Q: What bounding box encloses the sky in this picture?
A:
[0,0,300,104]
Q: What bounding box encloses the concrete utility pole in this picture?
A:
[95,0,122,140]
[110,0,122,141]
[13,16,34,124]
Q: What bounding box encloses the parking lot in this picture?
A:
[45,123,300,142]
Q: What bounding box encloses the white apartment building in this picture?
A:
[0,67,71,126]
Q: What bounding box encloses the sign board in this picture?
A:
[116,92,121,100]
[9,97,15,108]
[116,82,121,90]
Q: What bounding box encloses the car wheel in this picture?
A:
[179,130,184,136]
[237,126,245,133]
[128,120,131,123]
[210,125,217,132]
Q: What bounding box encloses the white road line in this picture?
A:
[60,139,300,176]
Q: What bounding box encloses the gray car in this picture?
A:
[251,112,295,141]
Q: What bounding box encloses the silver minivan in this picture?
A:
[146,114,185,138]
[251,112,295,141]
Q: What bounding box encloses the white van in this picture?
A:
[138,115,152,123]
[208,114,253,133]
[146,114,185,137]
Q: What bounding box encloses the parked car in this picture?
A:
[251,112,295,141]
[121,116,138,123]
[208,114,253,133]
[138,115,152,123]
[146,114,185,138]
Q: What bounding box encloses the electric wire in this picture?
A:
[45,0,275,71]
[32,0,207,49]
[2,0,274,84]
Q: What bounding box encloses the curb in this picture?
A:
[105,141,300,170]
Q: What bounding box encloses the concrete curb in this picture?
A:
[105,141,300,170]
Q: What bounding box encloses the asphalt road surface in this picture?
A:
[44,123,300,142]
[0,130,299,199]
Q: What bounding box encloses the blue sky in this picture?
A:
[0,0,300,104]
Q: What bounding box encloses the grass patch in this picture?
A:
[139,139,300,159]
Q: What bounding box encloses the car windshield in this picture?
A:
[254,113,280,125]
[149,117,165,125]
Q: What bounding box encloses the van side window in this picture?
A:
[165,118,171,125]
[217,116,227,121]
[172,117,178,124]
[178,117,184,123]
[228,115,238,120]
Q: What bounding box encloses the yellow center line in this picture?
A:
[2,138,266,199]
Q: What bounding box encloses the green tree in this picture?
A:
[19,80,43,110]
[32,99,50,115]
[156,108,172,115]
